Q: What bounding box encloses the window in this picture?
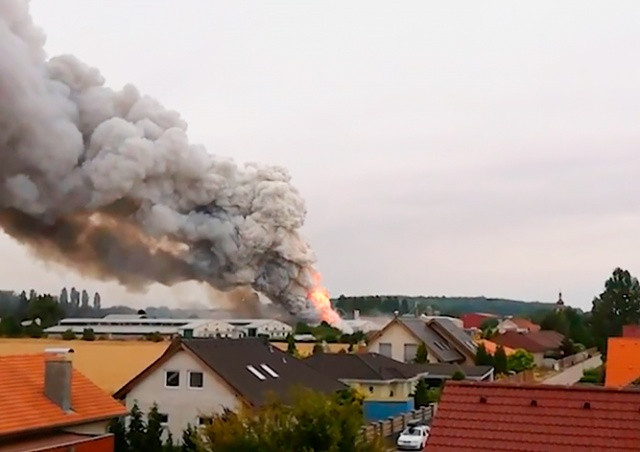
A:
[198,416,212,426]
[369,386,374,393]
[260,364,279,378]
[165,371,179,388]
[379,342,392,358]
[389,390,394,397]
[247,365,266,380]
[159,413,169,424]
[403,343,418,362]
[189,371,204,389]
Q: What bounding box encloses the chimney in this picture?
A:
[44,348,74,412]
[353,310,360,320]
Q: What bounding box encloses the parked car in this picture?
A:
[396,424,430,451]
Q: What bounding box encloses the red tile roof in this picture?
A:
[427,381,640,451]
[510,318,541,332]
[492,330,564,353]
[0,354,127,437]
[461,313,497,329]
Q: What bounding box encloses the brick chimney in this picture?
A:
[44,348,74,412]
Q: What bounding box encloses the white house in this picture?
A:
[114,337,345,439]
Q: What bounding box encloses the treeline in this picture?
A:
[333,295,556,318]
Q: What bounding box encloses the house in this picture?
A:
[426,380,640,450]
[114,337,345,438]
[496,316,541,334]
[304,352,430,421]
[605,337,640,388]
[341,311,387,333]
[0,348,127,451]
[460,312,498,330]
[491,330,564,366]
[367,316,476,365]
[475,339,516,356]
[44,314,292,340]
[420,363,494,387]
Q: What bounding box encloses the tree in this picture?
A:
[474,343,493,366]
[507,349,535,373]
[27,294,63,328]
[591,268,640,353]
[494,345,508,374]
[163,431,175,452]
[107,416,128,452]
[62,329,76,340]
[181,424,198,452]
[146,404,165,452]
[312,342,324,354]
[451,370,466,380]
[0,316,21,337]
[126,402,147,452]
[82,328,96,341]
[286,333,297,356]
[414,342,428,363]
[60,288,69,306]
[93,292,101,309]
[199,388,385,452]
[70,287,80,307]
[81,290,90,308]
[413,379,429,407]
[560,336,577,356]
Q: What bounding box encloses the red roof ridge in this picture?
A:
[446,379,637,394]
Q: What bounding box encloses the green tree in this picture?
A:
[474,343,493,366]
[413,379,429,407]
[27,294,63,328]
[163,431,175,452]
[0,316,22,337]
[126,402,147,452]
[82,328,96,341]
[591,268,640,353]
[107,416,129,452]
[199,388,384,452]
[181,423,198,452]
[146,404,165,452]
[414,342,428,363]
[494,345,508,374]
[451,370,466,380]
[312,342,324,354]
[426,385,442,404]
[560,336,577,356]
[507,349,535,372]
[285,333,297,356]
[62,329,76,340]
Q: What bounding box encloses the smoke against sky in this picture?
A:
[1,1,639,310]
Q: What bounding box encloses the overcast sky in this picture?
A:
[2,0,639,310]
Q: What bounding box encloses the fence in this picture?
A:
[360,405,433,441]
[498,369,536,383]
[555,347,598,370]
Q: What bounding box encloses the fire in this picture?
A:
[307,273,342,326]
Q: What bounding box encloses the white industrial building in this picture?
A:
[44,314,292,340]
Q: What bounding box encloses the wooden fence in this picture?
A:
[360,405,433,441]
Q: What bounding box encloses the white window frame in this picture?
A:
[164,370,180,389]
[188,370,204,390]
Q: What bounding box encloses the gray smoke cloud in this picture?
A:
[0,0,346,328]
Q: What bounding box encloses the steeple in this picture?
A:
[556,291,565,310]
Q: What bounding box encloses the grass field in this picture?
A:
[0,338,168,394]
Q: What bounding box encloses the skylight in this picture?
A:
[246,365,266,380]
[260,364,279,378]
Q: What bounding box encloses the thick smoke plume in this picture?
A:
[0,0,343,327]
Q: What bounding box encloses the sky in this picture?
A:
[2,0,639,310]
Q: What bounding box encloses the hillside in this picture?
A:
[333,295,557,318]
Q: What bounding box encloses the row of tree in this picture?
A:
[474,344,535,374]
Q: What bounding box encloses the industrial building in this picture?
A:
[44,314,293,340]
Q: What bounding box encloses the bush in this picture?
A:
[82,328,96,341]
[507,349,535,373]
[451,370,466,381]
[145,332,164,342]
[62,329,76,340]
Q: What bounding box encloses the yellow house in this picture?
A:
[305,352,429,421]
[367,316,476,365]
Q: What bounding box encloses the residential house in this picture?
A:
[304,352,429,420]
[605,337,640,388]
[460,312,498,330]
[0,349,127,451]
[420,363,494,388]
[496,317,541,334]
[114,337,345,438]
[426,380,640,450]
[475,339,516,356]
[367,316,476,365]
[491,330,564,366]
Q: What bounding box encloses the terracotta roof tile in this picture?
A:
[605,337,640,388]
[427,381,640,451]
[492,330,563,353]
[0,354,127,437]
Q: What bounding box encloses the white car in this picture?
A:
[396,424,430,451]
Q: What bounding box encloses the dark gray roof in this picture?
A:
[429,318,477,357]
[182,338,346,406]
[416,363,493,379]
[398,317,463,363]
[304,352,429,381]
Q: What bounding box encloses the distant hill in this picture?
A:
[333,295,557,318]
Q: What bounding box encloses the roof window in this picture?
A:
[246,365,266,381]
[260,364,279,378]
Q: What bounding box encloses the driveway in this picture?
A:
[542,354,602,385]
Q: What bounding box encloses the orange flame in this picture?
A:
[308,273,342,326]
